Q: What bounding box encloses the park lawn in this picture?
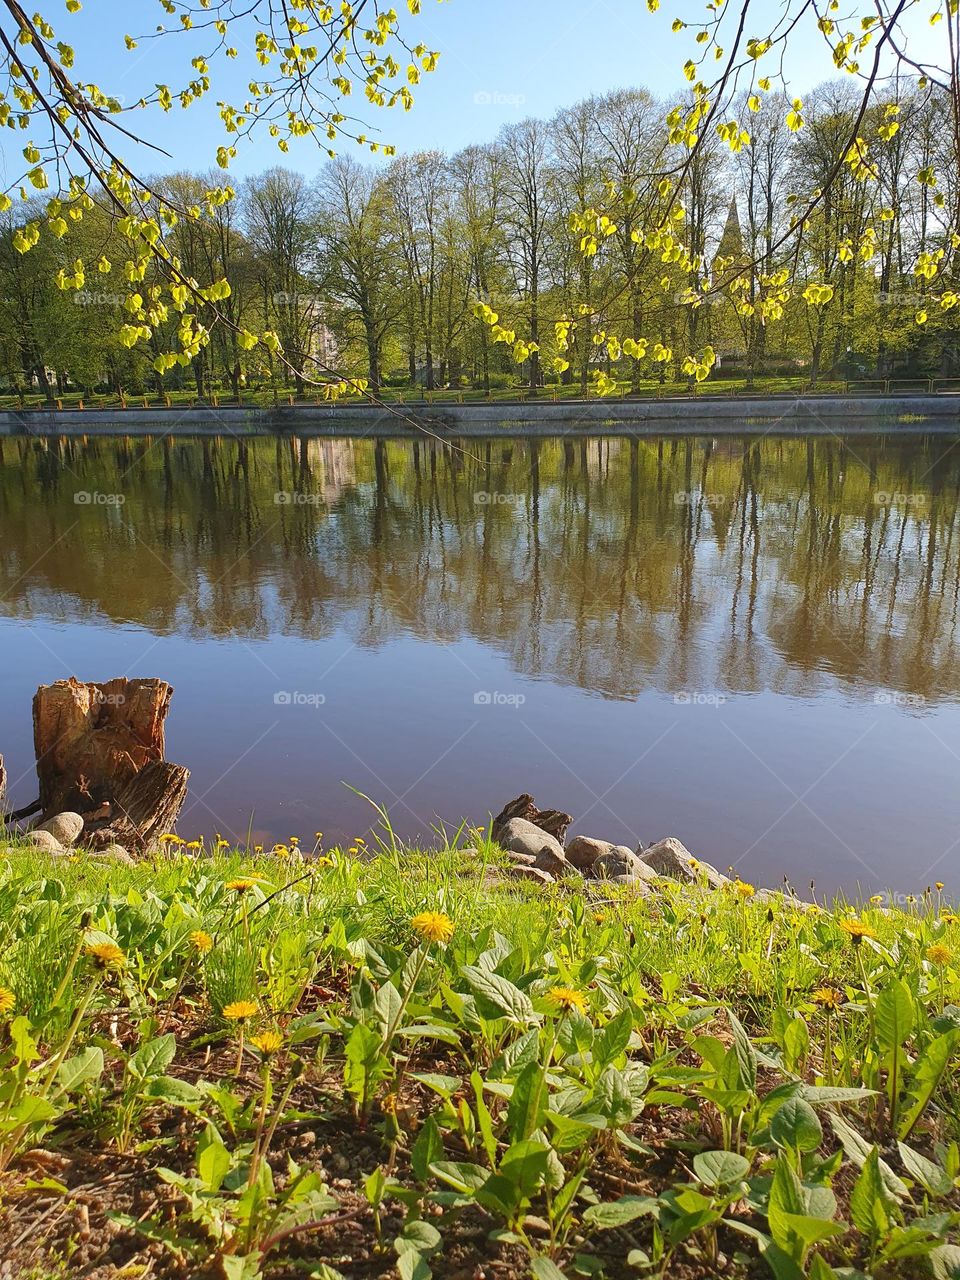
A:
[0,376,856,414]
[0,838,958,1279]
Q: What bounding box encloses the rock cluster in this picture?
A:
[495,818,723,895]
[20,811,135,864]
[488,795,806,904]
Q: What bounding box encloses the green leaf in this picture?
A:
[767,1155,806,1252]
[899,1031,959,1140]
[499,1139,551,1197]
[506,1060,548,1141]
[590,1065,641,1128]
[727,1008,758,1090]
[693,1149,751,1188]
[771,1097,823,1153]
[461,965,537,1024]
[800,1085,877,1106]
[129,1033,176,1080]
[196,1122,230,1192]
[829,1112,908,1199]
[411,1116,444,1183]
[849,1147,890,1237]
[428,1161,488,1193]
[875,977,914,1051]
[530,1259,568,1280]
[897,1142,954,1197]
[55,1046,104,1094]
[582,1195,658,1228]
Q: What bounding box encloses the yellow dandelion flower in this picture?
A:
[86,941,126,970]
[249,1029,283,1056]
[314,831,323,839]
[0,987,15,1016]
[222,1000,258,1022]
[316,856,334,868]
[254,844,263,854]
[273,844,290,857]
[547,986,589,1015]
[411,911,455,944]
[189,929,213,954]
[812,986,843,1010]
[215,838,230,850]
[186,840,202,850]
[926,943,954,967]
[869,894,884,905]
[936,882,945,891]
[735,880,756,898]
[940,913,960,925]
[289,836,299,845]
[159,833,180,844]
[225,878,256,893]
[838,917,877,944]
[593,911,607,924]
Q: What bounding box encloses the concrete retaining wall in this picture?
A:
[1,394,958,438]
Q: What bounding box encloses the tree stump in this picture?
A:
[31,677,189,852]
[492,793,573,846]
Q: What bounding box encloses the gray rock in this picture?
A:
[24,830,65,854]
[97,844,136,866]
[607,873,654,895]
[498,817,577,878]
[37,812,84,847]
[639,837,728,888]
[565,835,608,869]
[506,848,538,866]
[507,864,555,885]
[594,846,660,882]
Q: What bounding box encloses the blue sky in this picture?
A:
[0,0,946,184]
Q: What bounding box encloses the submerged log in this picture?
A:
[492,793,573,846]
[31,677,188,852]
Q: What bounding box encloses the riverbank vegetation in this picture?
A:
[1,838,959,1279]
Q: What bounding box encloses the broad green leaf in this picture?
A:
[582,1195,658,1229]
[875,977,914,1051]
[55,1046,104,1094]
[693,1149,751,1187]
[771,1097,822,1153]
[129,1033,176,1080]
[897,1141,954,1197]
[849,1147,890,1237]
[461,965,537,1024]
[899,1031,959,1140]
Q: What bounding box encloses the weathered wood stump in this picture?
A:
[31,677,189,853]
[492,793,573,846]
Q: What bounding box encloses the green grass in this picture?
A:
[2,374,942,414]
[0,836,958,1278]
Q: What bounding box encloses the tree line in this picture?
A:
[2,79,958,399]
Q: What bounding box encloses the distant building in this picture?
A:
[711,197,748,288]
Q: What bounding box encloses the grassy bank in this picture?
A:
[0,839,958,1279]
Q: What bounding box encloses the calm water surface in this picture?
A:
[2,430,960,894]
